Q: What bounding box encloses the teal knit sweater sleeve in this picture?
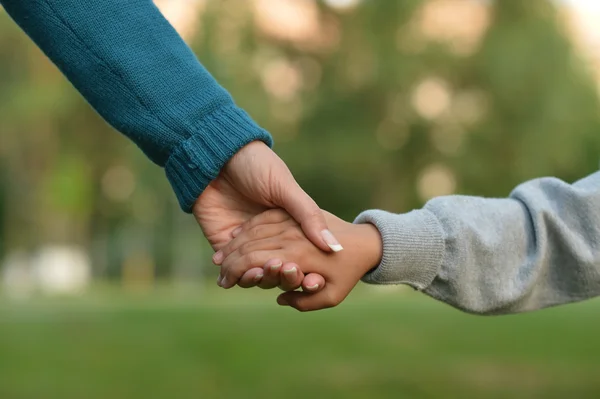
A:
[1,0,273,212]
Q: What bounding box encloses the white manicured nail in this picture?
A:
[321,229,343,252]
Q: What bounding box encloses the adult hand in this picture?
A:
[193,141,340,285]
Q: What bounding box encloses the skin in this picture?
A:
[193,141,334,291]
[216,209,383,312]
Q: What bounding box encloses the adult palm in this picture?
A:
[194,170,267,251]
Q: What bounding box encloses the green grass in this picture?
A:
[1,286,600,399]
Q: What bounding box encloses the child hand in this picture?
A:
[216,209,383,311]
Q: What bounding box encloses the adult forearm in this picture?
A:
[1,0,272,211]
[355,171,600,315]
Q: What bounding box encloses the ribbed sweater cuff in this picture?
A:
[353,209,445,290]
[165,106,273,213]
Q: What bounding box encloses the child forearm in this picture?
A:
[356,171,600,315]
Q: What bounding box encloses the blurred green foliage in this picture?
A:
[202,0,600,220]
[1,0,599,278]
[1,2,600,398]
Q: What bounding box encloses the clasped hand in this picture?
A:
[214,209,382,312]
[193,141,381,312]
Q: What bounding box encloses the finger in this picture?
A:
[231,209,291,238]
[275,183,343,254]
[301,273,326,293]
[277,288,341,312]
[238,268,264,288]
[278,262,304,292]
[214,222,290,265]
[220,251,281,289]
[219,236,281,279]
[257,258,283,289]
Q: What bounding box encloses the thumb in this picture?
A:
[276,182,343,253]
[277,288,339,312]
[302,273,326,293]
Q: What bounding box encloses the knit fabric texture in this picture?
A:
[354,209,445,290]
[355,171,600,315]
[1,0,273,212]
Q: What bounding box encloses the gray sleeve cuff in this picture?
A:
[353,209,445,290]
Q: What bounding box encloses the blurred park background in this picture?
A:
[2,0,600,397]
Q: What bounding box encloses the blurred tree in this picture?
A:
[1,0,599,281]
[0,8,182,278]
[459,0,600,195]
[196,0,600,221]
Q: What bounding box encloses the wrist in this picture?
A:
[166,107,273,213]
[222,140,269,176]
[354,209,445,289]
[343,222,383,276]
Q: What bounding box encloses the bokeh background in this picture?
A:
[2,0,600,398]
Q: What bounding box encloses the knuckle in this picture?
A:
[239,220,252,231]
[283,226,303,241]
[241,218,255,231]
[238,242,254,255]
[306,208,321,220]
[229,262,249,278]
[249,225,264,240]
[238,274,257,289]
[245,251,261,267]
[221,244,234,258]
[227,269,242,282]
[266,208,289,222]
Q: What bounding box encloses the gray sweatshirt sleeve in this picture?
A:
[354,171,600,315]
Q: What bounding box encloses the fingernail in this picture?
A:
[283,266,297,275]
[321,229,343,252]
[232,227,243,238]
[270,262,282,271]
[306,284,319,291]
[217,275,222,287]
[253,274,264,282]
[213,251,224,264]
[221,277,229,288]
